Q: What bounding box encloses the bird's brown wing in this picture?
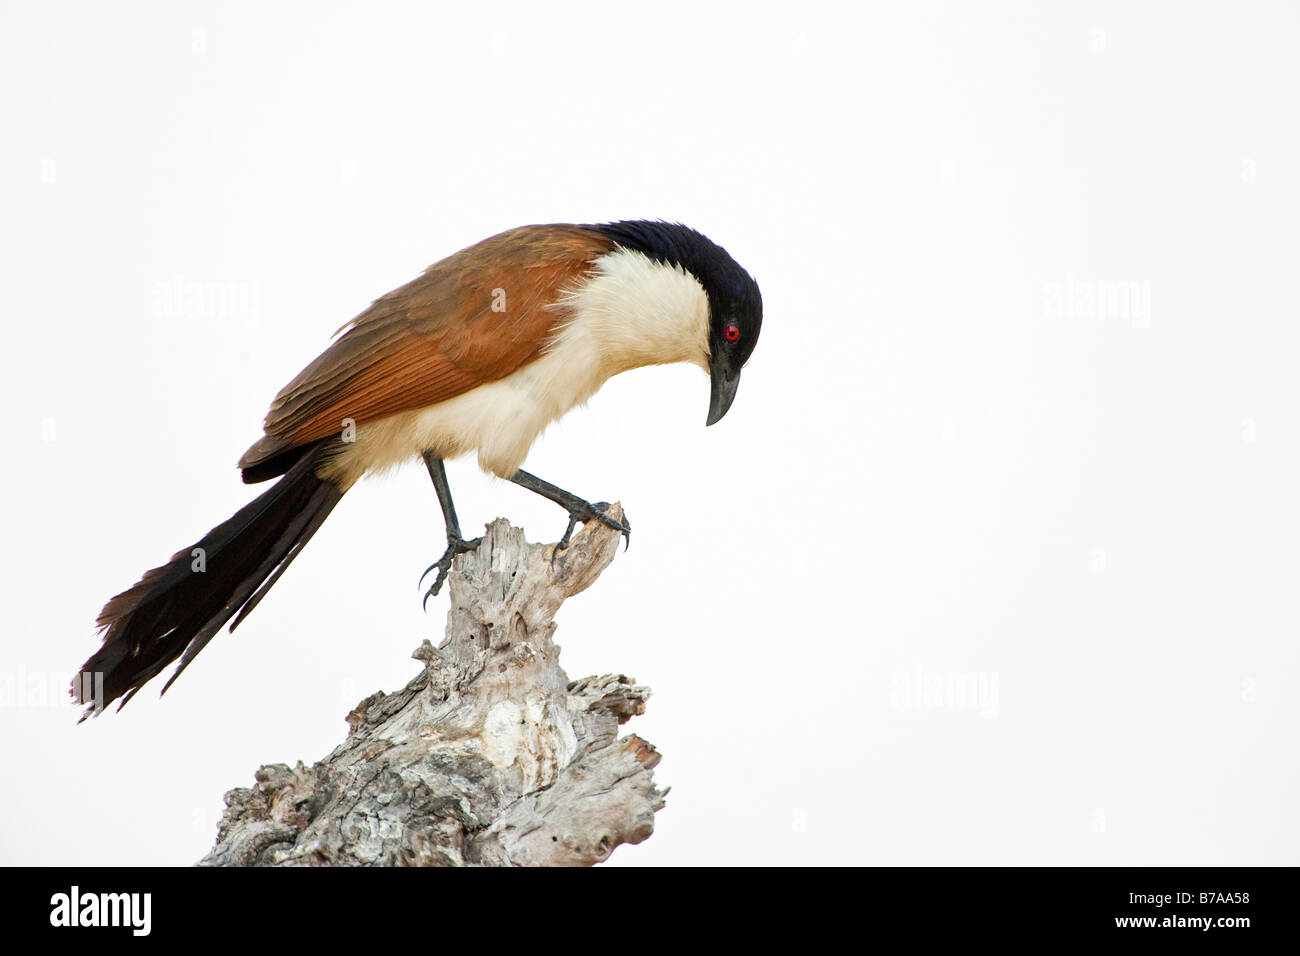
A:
[238,224,611,474]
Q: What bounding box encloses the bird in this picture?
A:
[72,220,763,717]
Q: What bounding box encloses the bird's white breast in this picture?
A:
[330,247,711,484]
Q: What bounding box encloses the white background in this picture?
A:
[2,1,1297,866]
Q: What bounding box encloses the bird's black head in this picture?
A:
[593,220,762,425]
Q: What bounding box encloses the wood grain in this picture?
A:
[199,509,665,867]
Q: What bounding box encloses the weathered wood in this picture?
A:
[199,506,664,867]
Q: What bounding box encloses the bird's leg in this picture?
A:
[419,452,481,607]
[509,469,631,557]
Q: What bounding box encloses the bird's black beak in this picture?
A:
[706,358,740,426]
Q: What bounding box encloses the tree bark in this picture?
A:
[199,506,664,867]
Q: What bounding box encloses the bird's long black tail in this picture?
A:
[74,442,343,718]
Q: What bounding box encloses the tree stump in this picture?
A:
[199,506,664,866]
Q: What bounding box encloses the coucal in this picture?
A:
[73,220,762,716]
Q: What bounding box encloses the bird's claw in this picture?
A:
[420,535,481,609]
[550,500,631,565]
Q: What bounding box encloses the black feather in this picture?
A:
[74,440,343,718]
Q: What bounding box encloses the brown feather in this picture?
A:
[239,224,612,473]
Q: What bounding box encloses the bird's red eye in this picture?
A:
[724,325,741,342]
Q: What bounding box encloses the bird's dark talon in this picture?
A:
[551,516,581,565]
[421,575,446,611]
[420,535,480,608]
[589,501,632,549]
[549,501,631,564]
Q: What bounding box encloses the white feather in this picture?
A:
[323,247,710,484]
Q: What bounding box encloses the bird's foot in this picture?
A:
[552,500,631,564]
[420,534,482,608]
